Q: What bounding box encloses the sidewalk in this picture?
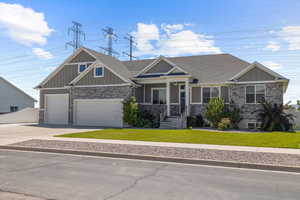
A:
[3,137,300,173]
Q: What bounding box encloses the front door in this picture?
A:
[179,85,185,114]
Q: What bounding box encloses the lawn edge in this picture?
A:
[1,145,300,173]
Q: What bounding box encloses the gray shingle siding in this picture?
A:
[69,51,96,63]
[75,67,126,85]
[43,64,78,88]
[145,60,173,74]
[237,67,275,82]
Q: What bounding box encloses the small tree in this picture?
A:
[297,100,300,111]
[123,97,140,126]
[205,97,225,128]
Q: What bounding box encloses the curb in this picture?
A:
[1,145,300,173]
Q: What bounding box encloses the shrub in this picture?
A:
[187,116,196,127]
[123,97,140,126]
[218,118,231,131]
[205,97,225,128]
[123,98,159,128]
[225,101,242,129]
[253,101,295,131]
[187,114,204,128]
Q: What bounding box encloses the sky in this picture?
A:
[0,0,299,104]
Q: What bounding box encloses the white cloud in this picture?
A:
[275,26,300,50]
[161,24,184,35]
[0,3,53,46]
[265,41,280,51]
[132,23,159,55]
[32,48,53,59]
[262,61,282,70]
[132,23,221,57]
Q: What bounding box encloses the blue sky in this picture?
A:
[0,0,299,104]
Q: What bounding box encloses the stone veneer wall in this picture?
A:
[189,82,284,129]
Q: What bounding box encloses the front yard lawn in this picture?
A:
[56,129,300,149]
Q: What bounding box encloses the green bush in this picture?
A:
[123,98,159,128]
[218,118,231,131]
[123,97,140,126]
[187,114,204,128]
[205,97,225,128]
[225,101,242,129]
[253,101,295,131]
[297,100,300,111]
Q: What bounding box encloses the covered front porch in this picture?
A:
[134,76,191,117]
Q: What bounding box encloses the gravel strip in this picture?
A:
[10,139,300,167]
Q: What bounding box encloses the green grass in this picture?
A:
[56,129,300,149]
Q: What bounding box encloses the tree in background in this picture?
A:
[297,100,300,111]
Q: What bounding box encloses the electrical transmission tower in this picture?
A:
[123,34,137,60]
[100,27,119,56]
[66,21,86,51]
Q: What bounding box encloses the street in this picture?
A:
[0,149,300,200]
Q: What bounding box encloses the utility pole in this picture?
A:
[66,21,86,51]
[100,27,119,56]
[123,34,137,60]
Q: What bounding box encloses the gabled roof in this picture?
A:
[123,54,252,84]
[36,47,134,88]
[82,47,133,81]
[0,77,37,102]
[230,61,288,81]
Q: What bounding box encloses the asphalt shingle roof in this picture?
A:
[83,47,133,81]
[122,54,251,83]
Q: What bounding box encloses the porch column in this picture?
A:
[166,81,170,116]
[185,79,190,115]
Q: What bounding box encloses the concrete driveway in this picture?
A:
[0,123,99,145]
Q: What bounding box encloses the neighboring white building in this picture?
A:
[0,77,36,114]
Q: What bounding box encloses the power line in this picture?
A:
[123,34,137,60]
[66,21,86,51]
[100,27,119,56]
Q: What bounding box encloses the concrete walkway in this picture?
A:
[0,123,99,145]
[38,136,300,155]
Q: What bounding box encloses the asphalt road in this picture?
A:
[0,150,300,200]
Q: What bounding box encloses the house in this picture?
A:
[0,77,36,114]
[35,47,289,129]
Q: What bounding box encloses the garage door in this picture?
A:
[74,99,123,127]
[45,94,69,125]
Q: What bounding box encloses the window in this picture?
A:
[152,88,166,104]
[78,64,87,73]
[202,87,219,103]
[221,86,229,103]
[94,67,104,77]
[248,122,262,130]
[10,106,18,112]
[246,85,265,104]
[247,122,256,130]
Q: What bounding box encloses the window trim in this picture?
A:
[247,121,262,130]
[151,87,166,105]
[77,63,89,74]
[245,85,266,104]
[201,86,221,104]
[94,66,104,78]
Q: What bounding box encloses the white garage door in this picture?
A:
[74,99,123,127]
[45,94,69,125]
